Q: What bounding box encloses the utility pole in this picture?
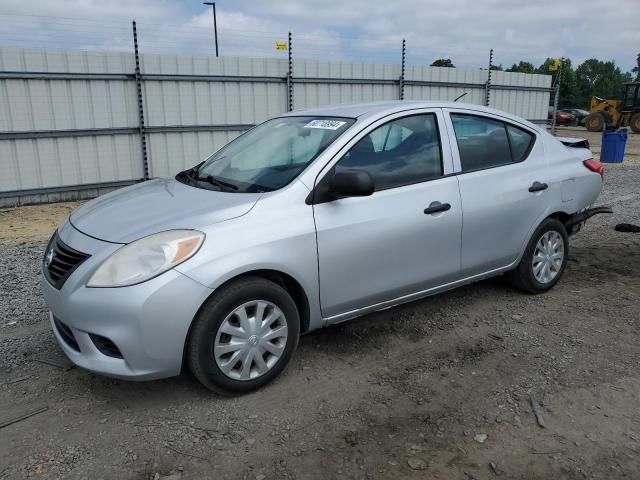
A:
[287,32,293,112]
[551,58,564,136]
[399,39,406,100]
[485,48,494,107]
[132,21,149,180]
[203,2,219,56]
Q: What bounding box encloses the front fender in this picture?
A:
[175,182,323,331]
[179,255,323,333]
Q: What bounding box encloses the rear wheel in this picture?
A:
[507,218,569,294]
[188,276,300,395]
[630,113,640,134]
[584,113,605,132]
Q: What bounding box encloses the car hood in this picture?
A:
[70,177,262,243]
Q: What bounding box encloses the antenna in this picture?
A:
[453,92,468,102]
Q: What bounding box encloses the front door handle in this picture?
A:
[424,202,451,215]
[529,181,548,193]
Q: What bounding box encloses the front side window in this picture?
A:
[451,114,535,172]
[335,114,443,191]
[187,116,354,192]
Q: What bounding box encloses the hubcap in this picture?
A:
[532,230,564,284]
[214,300,288,381]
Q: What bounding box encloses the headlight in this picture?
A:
[87,230,205,288]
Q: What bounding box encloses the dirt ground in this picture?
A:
[1,127,639,480]
[0,203,83,245]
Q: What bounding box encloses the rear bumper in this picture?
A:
[41,222,213,381]
[565,205,613,229]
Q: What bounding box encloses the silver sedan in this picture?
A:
[41,101,607,394]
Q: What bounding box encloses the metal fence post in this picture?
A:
[485,48,494,107]
[399,39,406,100]
[132,21,149,180]
[287,32,293,112]
[551,58,563,136]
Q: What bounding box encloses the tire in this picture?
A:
[584,113,605,132]
[507,218,569,294]
[630,113,640,134]
[188,276,300,395]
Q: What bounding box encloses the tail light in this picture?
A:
[583,159,604,179]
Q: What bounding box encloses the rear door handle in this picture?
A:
[424,202,451,215]
[528,182,548,193]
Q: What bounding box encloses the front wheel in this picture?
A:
[630,113,640,134]
[507,218,569,294]
[188,277,300,394]
[584,113,605,132]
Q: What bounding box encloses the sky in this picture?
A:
[0,0,638,72]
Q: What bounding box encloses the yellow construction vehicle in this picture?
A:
[584,82,640,133]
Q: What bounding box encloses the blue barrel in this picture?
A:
[600,128,628,163]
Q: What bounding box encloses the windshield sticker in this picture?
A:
[303,119,347,130]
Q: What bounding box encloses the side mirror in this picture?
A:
[329,170,374,198]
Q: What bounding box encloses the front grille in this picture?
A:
[53,316,80,352]
[90,334,123,359]
[43,232,90,289]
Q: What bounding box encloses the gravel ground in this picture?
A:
[1,137,639,479]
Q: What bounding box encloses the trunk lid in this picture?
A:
[556,136,590,150]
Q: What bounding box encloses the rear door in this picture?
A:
[443,109,548,277]
[313,110,462,319]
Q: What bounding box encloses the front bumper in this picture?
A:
[41,222,213,381]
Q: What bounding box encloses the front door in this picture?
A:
[313,111,462,319]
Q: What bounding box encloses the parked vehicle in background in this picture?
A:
[548,106,575,125]
[559,108,589,126]
[41,101,608,394]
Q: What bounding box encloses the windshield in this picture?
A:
[183,116,354,193]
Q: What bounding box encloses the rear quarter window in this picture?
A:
[506,124,535,162]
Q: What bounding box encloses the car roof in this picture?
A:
[281,101,538,129]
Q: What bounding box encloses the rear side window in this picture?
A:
[451,114,535,172]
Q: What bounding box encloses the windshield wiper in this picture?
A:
[180,166,200,184]
[188,169,238,192]
[179,164,239,192]
[201,174,238,191]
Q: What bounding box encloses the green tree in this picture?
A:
[575,58,632,107]
[632,53,640,81]
[506,61,536,73]
[430,58,455,68]
[537,58,578,108]
[503,54,637,109]
[489,64,503,71]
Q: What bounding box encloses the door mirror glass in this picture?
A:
[329,170,374,198]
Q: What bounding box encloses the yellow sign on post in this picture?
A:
[549,58,562,71]
[275,42,288,51]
